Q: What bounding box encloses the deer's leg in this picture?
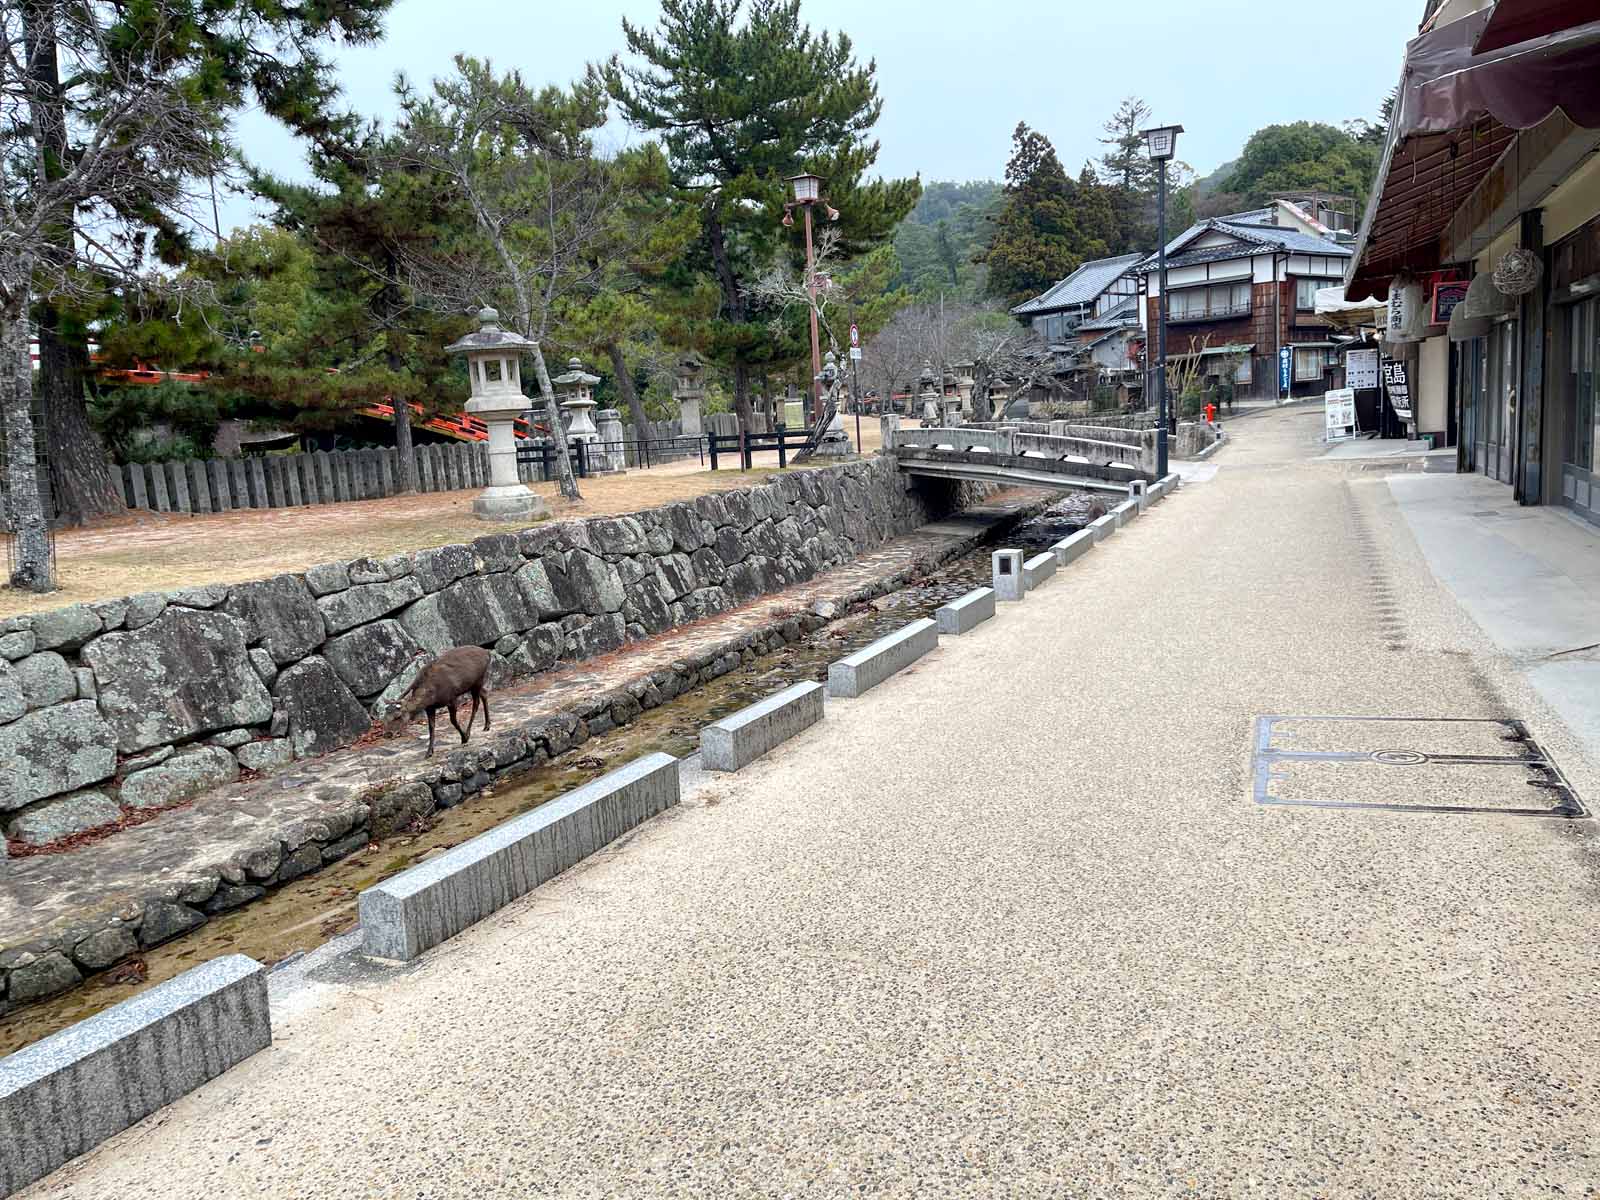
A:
[477,687,490,732]
[425,708,437,758]
[448,698,468,744]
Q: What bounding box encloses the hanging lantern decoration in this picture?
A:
[1386,273,1429,342]
[1493,247,1543,297]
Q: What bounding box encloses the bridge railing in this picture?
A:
[1014,431,1151,471]
[885,426,1015,455]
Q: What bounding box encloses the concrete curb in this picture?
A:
[0,955,270,1197]
[1088,513,1118,543]
[1194,434,1227,460]
[1052,530,1094,566]
[828,619,939,698]
[1111,499,1139,527]
[358,753,680,962]
[1022,552,1057,590]
[701,682,824,772]
[936,587,996,635]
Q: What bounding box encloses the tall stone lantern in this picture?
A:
[445,308,549,522]
[918,361,940,425]
[674,353,705,437]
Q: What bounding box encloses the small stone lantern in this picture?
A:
[918,361,940,425]
[674,353,706,437]
[445,307,549,522]
[551,355,610,472]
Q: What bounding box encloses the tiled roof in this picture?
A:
[1133,208,1351,274]
[1077,296,1139,331]
[1011,253,1144,316]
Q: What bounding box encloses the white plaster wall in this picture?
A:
[1419,334,1449,437]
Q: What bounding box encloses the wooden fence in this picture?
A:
[117,441,492,515]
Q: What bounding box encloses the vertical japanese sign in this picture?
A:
[1381,358,1413,420]
[1279,346,1292,397]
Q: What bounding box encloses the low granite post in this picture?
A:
[702,681,824,772]
[935,587,996,635]
[0,955,270,1197]
[827,618,939,698]
[992,548,1025,602]
[359,753,681,962]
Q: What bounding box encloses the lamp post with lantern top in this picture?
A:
[782,172,840,426]
[1140,122,1183,478]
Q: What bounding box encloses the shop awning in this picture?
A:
[1195,343,1254,357]
[1345,7,1600,301]
[1475,0,1598,54]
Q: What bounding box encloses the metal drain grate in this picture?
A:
[1252,716,1585,818]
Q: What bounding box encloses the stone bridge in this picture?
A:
[886,426,1156,495]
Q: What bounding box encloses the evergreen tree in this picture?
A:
[1216,121,1380,210]
[605,0,919,430]
[252,130,465,490]
[19,0,397,526]
[981,123,1089,307]
[1098,96,1157,253]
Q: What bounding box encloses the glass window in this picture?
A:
[1294,347,1323,381]
[1295,278,1342,310]
[1235,357,1252,384]
[1569,299,1597,471]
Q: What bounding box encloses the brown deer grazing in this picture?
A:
[383,646,492,757]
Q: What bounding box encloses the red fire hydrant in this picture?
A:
[1204,401,1216,422]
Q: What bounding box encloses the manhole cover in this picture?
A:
[1252,716,1584,817]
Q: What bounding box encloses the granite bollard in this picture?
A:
[992,549,1025,602]
[701,681,824,772]
[827,618,938,699]
[1052,529,1094,567]
[1022,551,1057,590]
[1088,513,1118,543]
[0,955,270,1197]
[935,587,996,635]
[359,752,680,962]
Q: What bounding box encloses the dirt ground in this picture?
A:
[0,450,876,620]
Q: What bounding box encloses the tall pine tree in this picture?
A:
[605,0,918,430]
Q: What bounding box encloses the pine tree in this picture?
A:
[1098,96,1158,254]
[605,0,919,430]
[20,0,397,526]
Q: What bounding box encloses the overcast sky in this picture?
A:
[226,0,1422,231]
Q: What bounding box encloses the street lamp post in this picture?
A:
[1140,123,1183,479]
[784,172,840,427]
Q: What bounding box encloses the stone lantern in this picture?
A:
[918,361,940,425]
[445,307,549,522]
[552,356,618,473]
[674,353,705,437]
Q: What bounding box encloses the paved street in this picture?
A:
[25,405,1600,1198]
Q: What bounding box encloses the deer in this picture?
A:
[382,646,492,757]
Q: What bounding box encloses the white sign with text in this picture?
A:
[1325,387,1358,441]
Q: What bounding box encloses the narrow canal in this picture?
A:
[0,494,1098,1056]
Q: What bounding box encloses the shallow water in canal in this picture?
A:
[0,497,1095,1056]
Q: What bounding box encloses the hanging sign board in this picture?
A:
[1346,348,1380,390]
[1382,358,1413,420]
[1431,279,1470,325]
[1324,387,1357,441]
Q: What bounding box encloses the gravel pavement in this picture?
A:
[22,405,1600,1198]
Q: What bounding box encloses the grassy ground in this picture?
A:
[0,458,846,620]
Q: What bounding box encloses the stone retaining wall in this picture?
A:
[0,476,1036,1013]
[0,459,955,856]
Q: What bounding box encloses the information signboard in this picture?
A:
[1279,346,1292,397]
[1324,387,1357,441]
[1382,358,1413,420]
[1346,348,1380,391]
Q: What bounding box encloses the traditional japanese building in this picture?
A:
[1344,0,1600,520]
[1133,200,1355,402]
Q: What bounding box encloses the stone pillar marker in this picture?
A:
[594,408,627,475]
[445,308,550,523]
[674,353,705,438]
